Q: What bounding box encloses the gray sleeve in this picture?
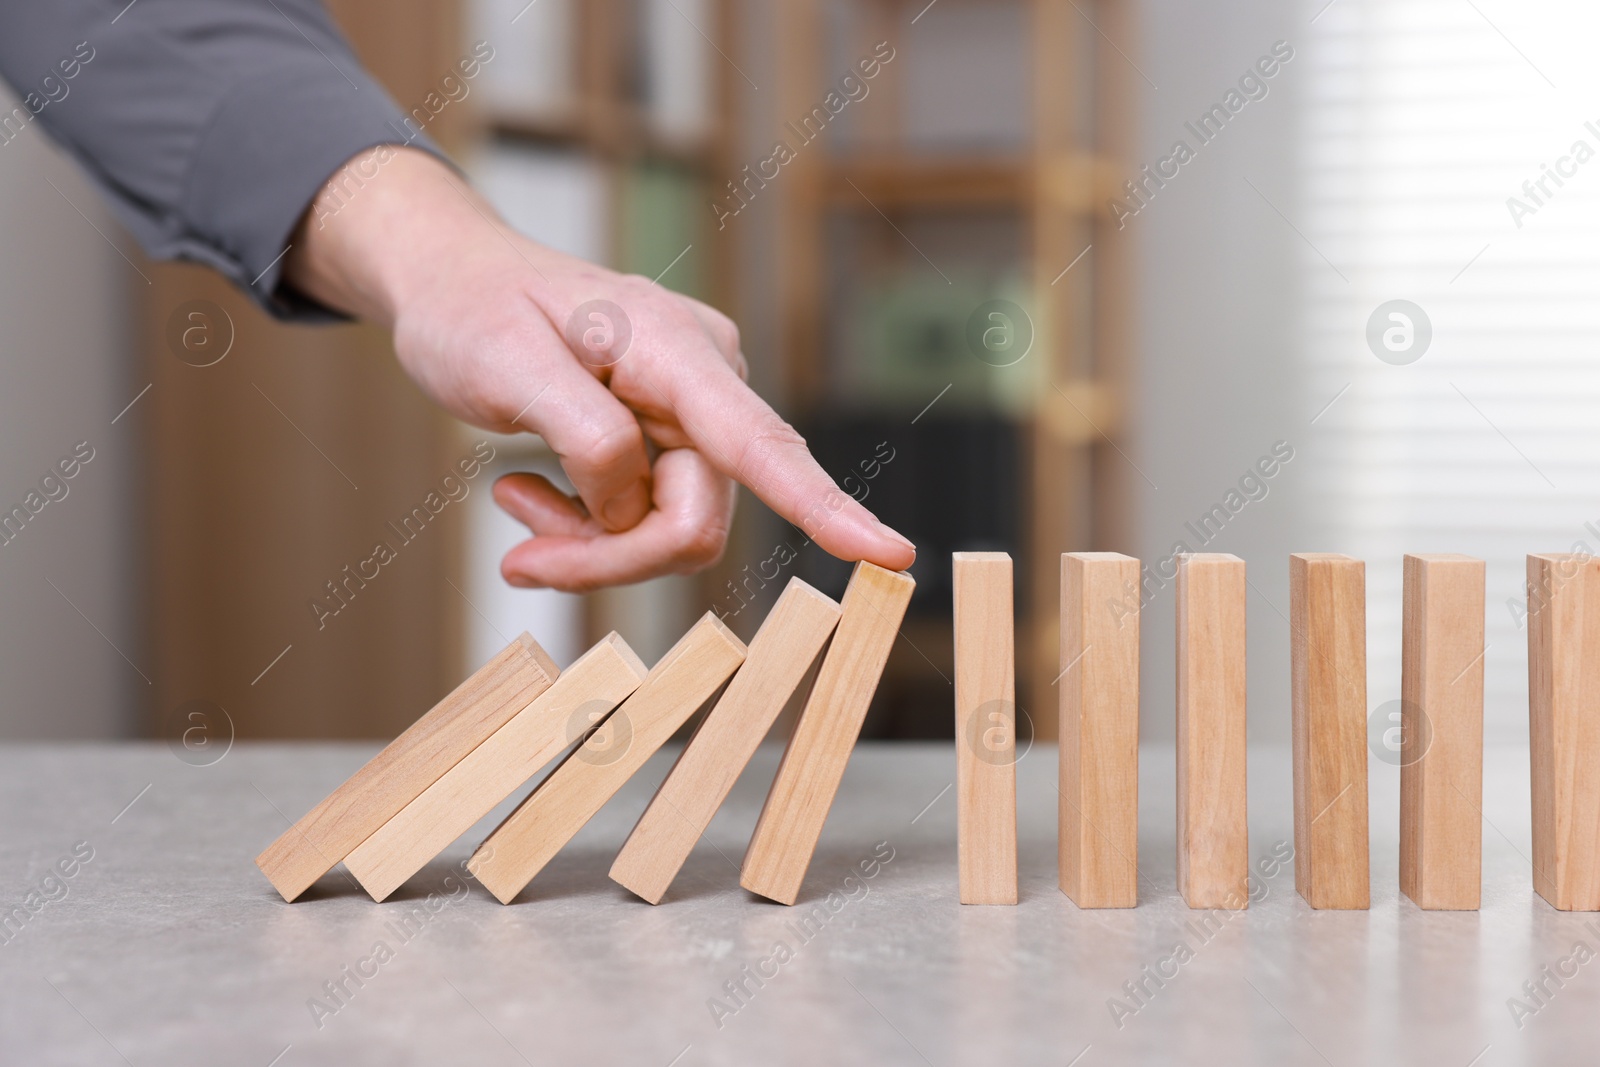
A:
[0,0,450,321]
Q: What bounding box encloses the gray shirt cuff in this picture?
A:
[183,59,445,320]
[0,0,452,322]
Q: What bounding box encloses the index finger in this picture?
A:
[655,360,916,570]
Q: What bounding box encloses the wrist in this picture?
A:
[283,146,495,326]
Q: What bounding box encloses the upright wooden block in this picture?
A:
[1176,553,1249,910]
[953,552,1018,905]
[1399,554,1484,910]
[346,634,649,901]
[468,615,746,903]
[255,634,559,902]
[1059,552,1140,909]
[1289,553,1370,910]
[741,563,916,905]
[610,580,842,903]
[1527,553,1600,911]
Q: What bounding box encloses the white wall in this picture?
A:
[1295,0,1600,748]
[0,89,139,738]
[1131,1,1311,743]
[1133,0,1600,749]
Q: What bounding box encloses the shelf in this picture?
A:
[824,157,1028,208]
[819,152,1122,212]
[486,108,716,171]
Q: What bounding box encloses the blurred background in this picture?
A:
[1,0,1596,751]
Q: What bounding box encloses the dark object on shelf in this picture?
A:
[792,410,1023,741]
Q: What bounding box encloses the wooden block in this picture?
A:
[1399,554,1484,910]
[1527,553,1600,911]
[1289,553,1370,910]
[254,634,559,901]
[346,634,649,901]
[1176,553,1249,910]
[1059,552,1140,908]
[468,614,746,903]
[953,552,1018,905]
[741,563,916,905]
[609,580,842,903]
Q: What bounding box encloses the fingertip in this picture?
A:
[859,515,917,571]
[493,472,595,538]
[875,519,916,557]
[500,538,588,592]
[500,554,541,589]
[807,507,917,573]
[867,531,917,572]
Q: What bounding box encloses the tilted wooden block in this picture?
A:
[1400,554,1484,911]
[610,580,842,904]
[1176,553,1249,910]
[469,614,746,904]
[255,634,559,902]
[953,552,1018,905]
[741,563,915,905]
[1527,553,1600,911]
[1059,552,1140,909]
[345,633,648,901]
[1290,553,1370,910]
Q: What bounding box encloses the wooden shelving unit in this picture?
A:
[137,0,474,740]
[770,0,1134,735]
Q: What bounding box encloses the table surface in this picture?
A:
[0,739,1590,1067]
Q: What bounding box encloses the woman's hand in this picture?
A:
[284,146,915,591]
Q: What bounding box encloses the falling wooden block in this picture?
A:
[609,580,842,903]
[741,563,915,905]
[255,634,559,901]
[469,614,746,903]
[1176,553,1249,910]
[1059,552,1140,909]
[953,552,1018,905]
[1399,554,1484,911]
[1290,553,1370,910]
[1527,553,1600,911]
[345,634,649,901]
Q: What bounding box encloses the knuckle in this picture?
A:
[675,517,729,572]
[574,417,645,474]
[735,421,808,491]
[709,312,741,354]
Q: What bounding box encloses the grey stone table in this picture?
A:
[0,741,1589,1066]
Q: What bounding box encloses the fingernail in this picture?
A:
[878,521,915,552]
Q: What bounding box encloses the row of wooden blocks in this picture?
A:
[256,549,1598,913]
[257,562,915,906]
[958,551,1599,913]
